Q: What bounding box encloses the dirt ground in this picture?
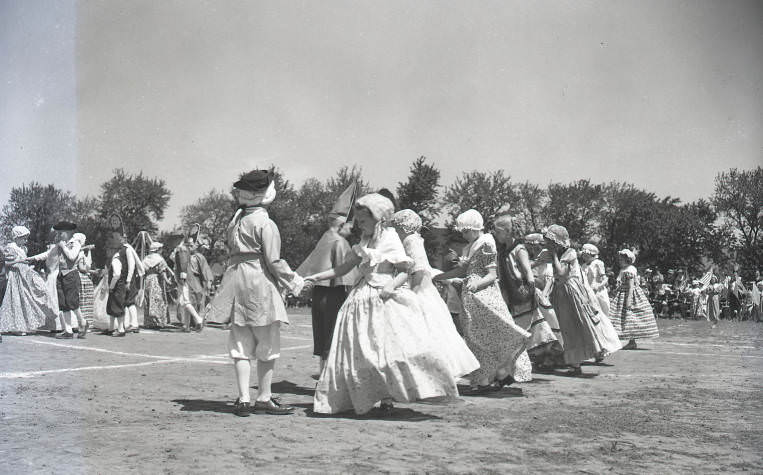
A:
[1,311,761,474]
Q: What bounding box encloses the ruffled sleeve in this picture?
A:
[618,266,637,288]
[467,233,497,269]
[560,248,578,264]
[403,234,430,273]
[352,228,412,268]
[4,243,24,264]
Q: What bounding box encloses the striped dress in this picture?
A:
[610,266,659,340]
[79,272,95,324]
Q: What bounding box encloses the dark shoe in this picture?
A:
[569,367,583,376]
[622,340,638,350]
[379,401,394,415]
[100,330,114,336]
[130,327,140,334]
[233,400,251,417]
[495,375,515,388]
[113,331,127,337]
[55,332,74,339]
[462,385,499,396]
[253,398,295,415]
[79,322,90,339]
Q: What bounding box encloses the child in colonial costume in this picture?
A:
[492,216,558,362]
[0,226,58,334]
[578,243,621,361]
[524,233,565,369]
[28,233,62,332]
[297,183,359,375]
[187,237,213,319]
[77,241,96,326]
[305,194,457,415]
[611,249,659,349]
[579,244,610,317]
[29,222,88,339]
[142,242,172,328]
[704,274,723,327]
[390,209,479,381]
[123,246,144,333]
[204,170,303,417]
[433,210,532,393]
[544,225,620,375]
[173,231,206,332]
[105,239,130,337]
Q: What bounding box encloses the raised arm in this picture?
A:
[60,240,81,262]
[27,247,51,262]
[550,249,569,278]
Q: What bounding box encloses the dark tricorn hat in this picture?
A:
[52,221,77,231]
[233,169,273,192]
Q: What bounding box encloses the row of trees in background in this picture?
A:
[1,162,760,279]
[0,170,170,266]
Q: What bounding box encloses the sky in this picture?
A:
[2,0,761,230]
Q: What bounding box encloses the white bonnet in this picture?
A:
[12,225,30,239]
[454,209,484,232]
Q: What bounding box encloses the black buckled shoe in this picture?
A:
[253,398,295,415]
[55,332,74,339]
[233,399,251,417]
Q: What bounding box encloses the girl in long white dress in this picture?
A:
[304,194,458,415]
[579,243,621,361]
[390,209,480,380]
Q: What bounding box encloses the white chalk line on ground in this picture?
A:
[598,372,762,380]
[0,360,187,379]
[14,338,186,360]
[1,339,314,379]
[652,341,757,350]
[626,348,763,359]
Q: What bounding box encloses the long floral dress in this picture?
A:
[459,234,532,385]
[610,265,659,340]
[314,228,458,415]
[0,243,58,333]
[551,248,620,365]
[142,253,169,328]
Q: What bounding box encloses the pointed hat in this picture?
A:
[329,182,358,222]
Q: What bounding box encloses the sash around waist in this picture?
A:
[228,252,263,266]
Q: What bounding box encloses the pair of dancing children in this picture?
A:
[205,169,531,416]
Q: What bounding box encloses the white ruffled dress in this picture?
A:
[402,234,479,379]
[313,228,458,415]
